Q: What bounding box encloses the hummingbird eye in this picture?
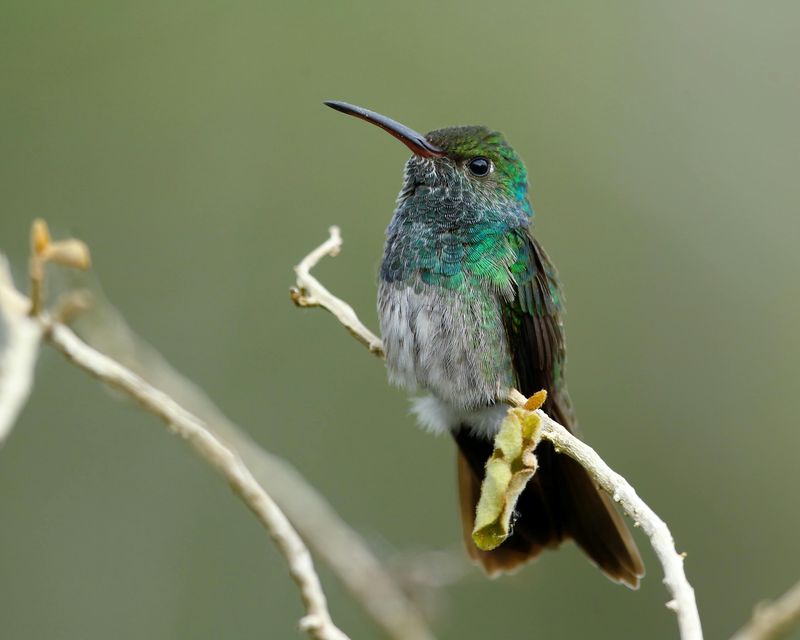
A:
[467,157,492,177]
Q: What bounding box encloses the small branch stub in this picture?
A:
[28,219,91,316]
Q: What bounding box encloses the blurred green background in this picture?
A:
[2,1,799,638]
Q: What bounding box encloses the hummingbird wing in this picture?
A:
[503,231,573,424]
[455,230,645,586]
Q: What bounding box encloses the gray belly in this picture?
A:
[378,281,514,417]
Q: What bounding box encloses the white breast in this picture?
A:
[378,281,513,435]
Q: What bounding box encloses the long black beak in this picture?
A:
[324,100,444,158]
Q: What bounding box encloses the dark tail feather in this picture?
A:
[454,419,644,588]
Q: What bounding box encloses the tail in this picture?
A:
[453,400,645,588]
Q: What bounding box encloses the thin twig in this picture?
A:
[291,226,384,357]
[292,227,704,640]
[43,322,349,640]
[249,447,437,640]
[730,580,800,640]
[73,299,435,640]
[66,274,435,640]
[542,414,701,637]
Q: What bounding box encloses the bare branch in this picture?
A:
[45,322,350,640]
[72,289,436,640]
[541,412,701,638]
[291,228,704,640]
[506,390,703,639]
[731,580,800,640]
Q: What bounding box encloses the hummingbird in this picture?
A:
[324,100,644,587]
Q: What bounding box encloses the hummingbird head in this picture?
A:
[324,101,532,221]
[421,126,529,204]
